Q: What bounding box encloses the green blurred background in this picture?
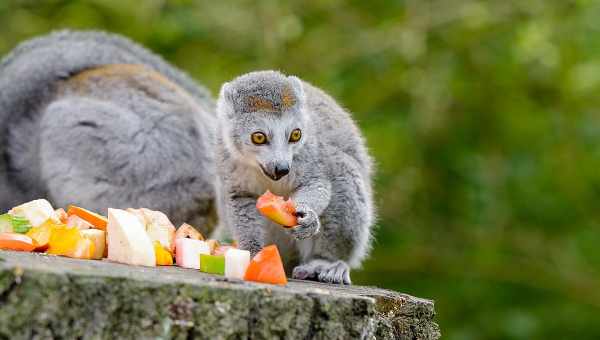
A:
[2,0,600,338]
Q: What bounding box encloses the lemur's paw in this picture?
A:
[292,260,351,285]
[317,260,351,285]
[288,204,320,240]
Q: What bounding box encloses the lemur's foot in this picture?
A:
[292,259,351,285]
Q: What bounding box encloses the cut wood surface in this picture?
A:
[0,251,440,339]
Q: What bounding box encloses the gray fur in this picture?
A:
[0,30,217,231]
[214,70,375,284]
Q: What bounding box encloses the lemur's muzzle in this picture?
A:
[260,162,290,181]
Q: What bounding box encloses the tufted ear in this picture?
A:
[217,82,237,118]
[287,76,306,110]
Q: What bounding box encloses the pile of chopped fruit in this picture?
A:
[0,197,288,285]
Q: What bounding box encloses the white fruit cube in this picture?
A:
[9,199,59,227]
[107,208,155,267]
[80,229,106,260]
[224,248,250,280]
[175,238,210,269]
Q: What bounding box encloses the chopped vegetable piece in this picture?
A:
[0,233,36,252]
[175,238,210,269]
[200,254,225,275]
[128,208,176,254]
[9,199,59,227]
[67,205,108,231]
[80,229,106,260]
[154,241,173,266]
[0,214,32,234]
[175,223,204,240]
[256,191,297,227]
[225,248,250,280]
[0,214,12,233]
[11,215,32,234]
[106,209,155,267]
[244,245,288,285]
[67,215,93,230]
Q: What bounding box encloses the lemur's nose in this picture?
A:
[274,164,290,179]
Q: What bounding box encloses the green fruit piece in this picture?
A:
[0,214,12,233]
[200,254,225,275]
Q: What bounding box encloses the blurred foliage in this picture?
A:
[2,0,600,338]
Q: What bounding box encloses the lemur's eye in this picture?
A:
[251,132,268,145]
[289,129,302,143]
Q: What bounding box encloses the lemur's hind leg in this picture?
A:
[39,96,213,227]
[293,153,374,285]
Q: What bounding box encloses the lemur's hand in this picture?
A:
[288,203,320,240]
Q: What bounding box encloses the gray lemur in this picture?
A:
[214,71,375,284]
[0,30,217,232]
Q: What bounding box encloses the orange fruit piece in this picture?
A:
[47,225,95,259]
[256,191,297,227]
[244,245,288,285]
[0,232,36,252]
[154,241,173,266]
[67,205,108,231]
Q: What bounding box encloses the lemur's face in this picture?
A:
[237,110,307,181]
[217,71,308,181]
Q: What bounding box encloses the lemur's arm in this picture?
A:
[220,177,266,256]
[289,155,332,240]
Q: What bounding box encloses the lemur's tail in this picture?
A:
[0,30,214,210]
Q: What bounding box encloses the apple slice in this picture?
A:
[80,229,106,260]
[214,245,235,256]
[175,223,204,240]
[107,208,155,267]
[175,238,210,269]
[9,199,60,227]
[55,208,68,224]
[25,220,56,252]
[244,245,288,285]
[127,208,176,254]
[256,191,297,227]
[67,215,93,230]
[225,248,250,280]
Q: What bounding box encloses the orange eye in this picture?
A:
[289,129,302,143]
[251,132,267,145]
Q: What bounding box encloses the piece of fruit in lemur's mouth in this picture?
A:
[256,190,298,227]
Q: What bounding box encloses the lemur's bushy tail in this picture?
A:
[0,30,213,209]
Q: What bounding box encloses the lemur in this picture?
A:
[0,30,217,234]
[213,71,374,284]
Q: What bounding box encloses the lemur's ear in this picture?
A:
[217,82,237,117]
[219,82,235,103]
[288,76,306,109]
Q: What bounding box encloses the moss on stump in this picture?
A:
[0,251,440,339]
